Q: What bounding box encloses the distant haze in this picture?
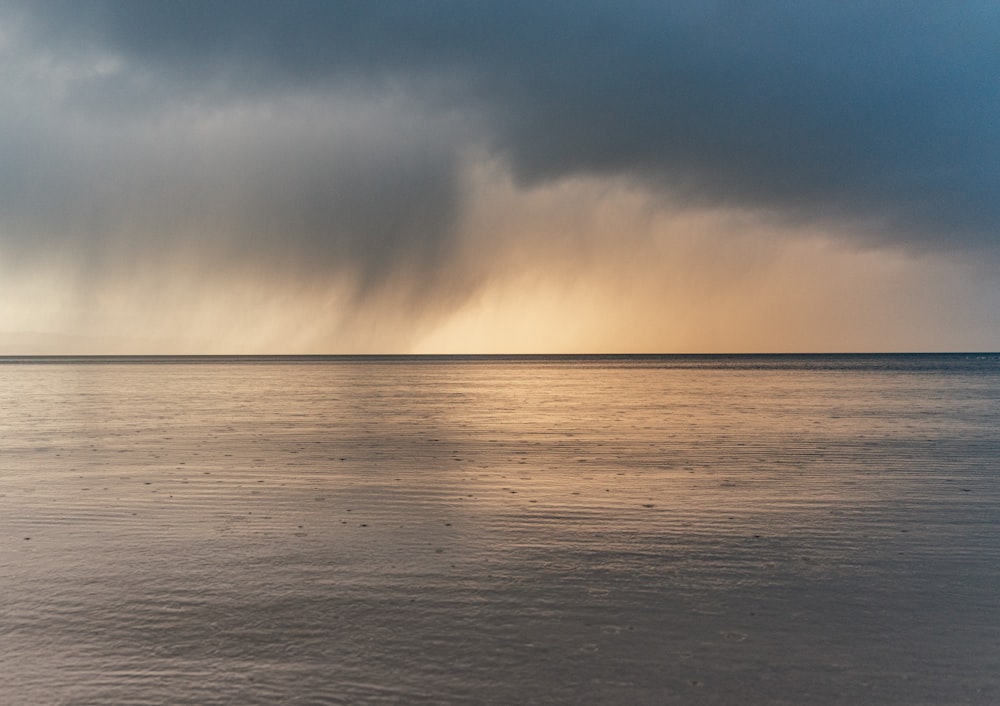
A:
[1,1,999,353]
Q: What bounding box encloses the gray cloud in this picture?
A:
[1,0,998,333]
[8,1,997,248]
[0,82,467,289]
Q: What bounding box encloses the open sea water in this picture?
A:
[1,354,998,705]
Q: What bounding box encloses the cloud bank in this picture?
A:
[1,1,998,352]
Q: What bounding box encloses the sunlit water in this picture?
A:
[2,355,998,705]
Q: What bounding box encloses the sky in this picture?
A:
[1,0,998,353]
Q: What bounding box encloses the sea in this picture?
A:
[1,354,998,705]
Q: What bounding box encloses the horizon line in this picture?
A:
[1,351,997,361]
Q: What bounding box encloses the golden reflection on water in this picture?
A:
[1,356,999,705]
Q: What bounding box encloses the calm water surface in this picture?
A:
[1,355,999,704]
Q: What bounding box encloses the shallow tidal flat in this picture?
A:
[2,355,999,704]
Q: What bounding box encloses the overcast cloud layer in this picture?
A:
[1,1,998,352]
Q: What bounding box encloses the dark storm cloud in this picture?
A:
[0,98,463,290]
[3,0,1000,262]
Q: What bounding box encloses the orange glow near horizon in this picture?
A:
[1,165,999,355]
